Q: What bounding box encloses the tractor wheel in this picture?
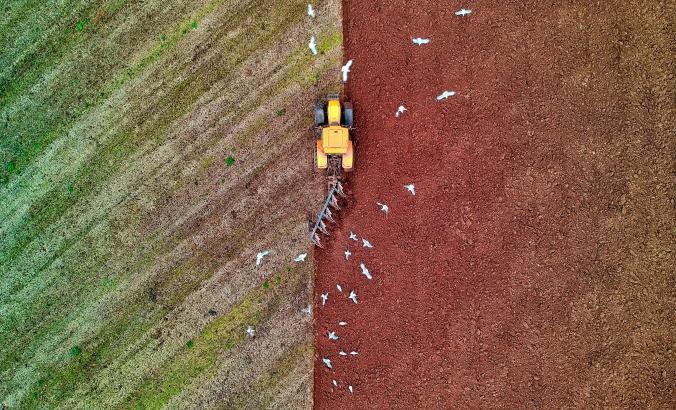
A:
[314,103,325,127]
[342,102,353,128]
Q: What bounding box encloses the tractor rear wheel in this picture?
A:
[342,102,353,127]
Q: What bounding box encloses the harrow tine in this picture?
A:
[324,208,335,223]
[318,220,329,235]
[335,181,345,198]
[312,233,323,248]
[329,194,341,210]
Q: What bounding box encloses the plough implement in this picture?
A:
[309,181,345,247]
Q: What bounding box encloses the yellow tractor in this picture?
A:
[314,93,354,180]
[308,93,353,246]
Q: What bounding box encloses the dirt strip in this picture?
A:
[314,0,674,408]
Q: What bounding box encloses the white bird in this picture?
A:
[359,262,372,280]
[328,331,339,340]
[294,253,307,262]
[436,90,456,100]
[309,36,318,55]
[302,304,312,315]
[348,385,353,394]
[307,3,315,18]
[350,351,359,356]
[332,379,338,387]
[455,8,472,16]
[376,202,389,214]
[321,292,329,306]
[348,290,358,304]
[341,59,353,82]
[412,37,431,45]
[336,284,343,293]
[246,325,255,338]
[344,249,352,260]
[404,184,416,195]
[322,357,333,369]
[362,238,373,248]
[338,321,347,326]
[395,105,407,117]
[349,231,358,241]
[255,250,270,266]
[339,351,348,356]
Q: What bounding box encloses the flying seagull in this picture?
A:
[338,321,347,326]
[328,331,339,340]
[395,105,407,117]
[348,290,358,304]
[246,325,255,338]
[344,249,352,260]
[412,37,431,45]
[321,292,329,306]
[404,184,416,195]
[255,250,270,266]
[341,59,353,82]
[339,351,348,356]
[336,284,343,293]
[332,379,338,387]
[348,385,353,394]
[309,36,318,55]
[322,357,333,369]
[294,253,307,262]
[350,351,359,356]
[307,3,315,17]
[349,231,358,241]
[376,202,389,215]
[436,90,456,100]
[455,8,472,16]
[359,262,373,280]
[362,238,373,248]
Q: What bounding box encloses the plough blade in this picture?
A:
[325,208,335,223]
[318,220,329,235]
[311,233,323,248]
[329,194,340,210]
[335,181,345,198]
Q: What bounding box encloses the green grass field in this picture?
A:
[0,0,341,408]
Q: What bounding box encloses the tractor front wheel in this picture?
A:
[342,102,353,128]
[314,103,325,127]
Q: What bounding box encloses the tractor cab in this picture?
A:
[314,94,354,174]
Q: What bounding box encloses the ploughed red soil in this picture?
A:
[314,1,673,408]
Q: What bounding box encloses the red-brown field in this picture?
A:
[314,0,674,408]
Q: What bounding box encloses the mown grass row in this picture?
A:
[1,0,340,407]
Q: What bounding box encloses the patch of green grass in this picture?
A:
[75,18,89,32]
[104,0,129,15]
[69,346,81,358]
[124,261,309,408]
[282,28,343,89]
[186,340,193,348]
[275,109,285,116]
[262,281,269,289]
[4,160,15,173]
[230,341,311,408]
[125,295,259,409]
[318,31,343,54]
[235,116,268,146]
[225,155,235,166]
[199,155,216,171]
